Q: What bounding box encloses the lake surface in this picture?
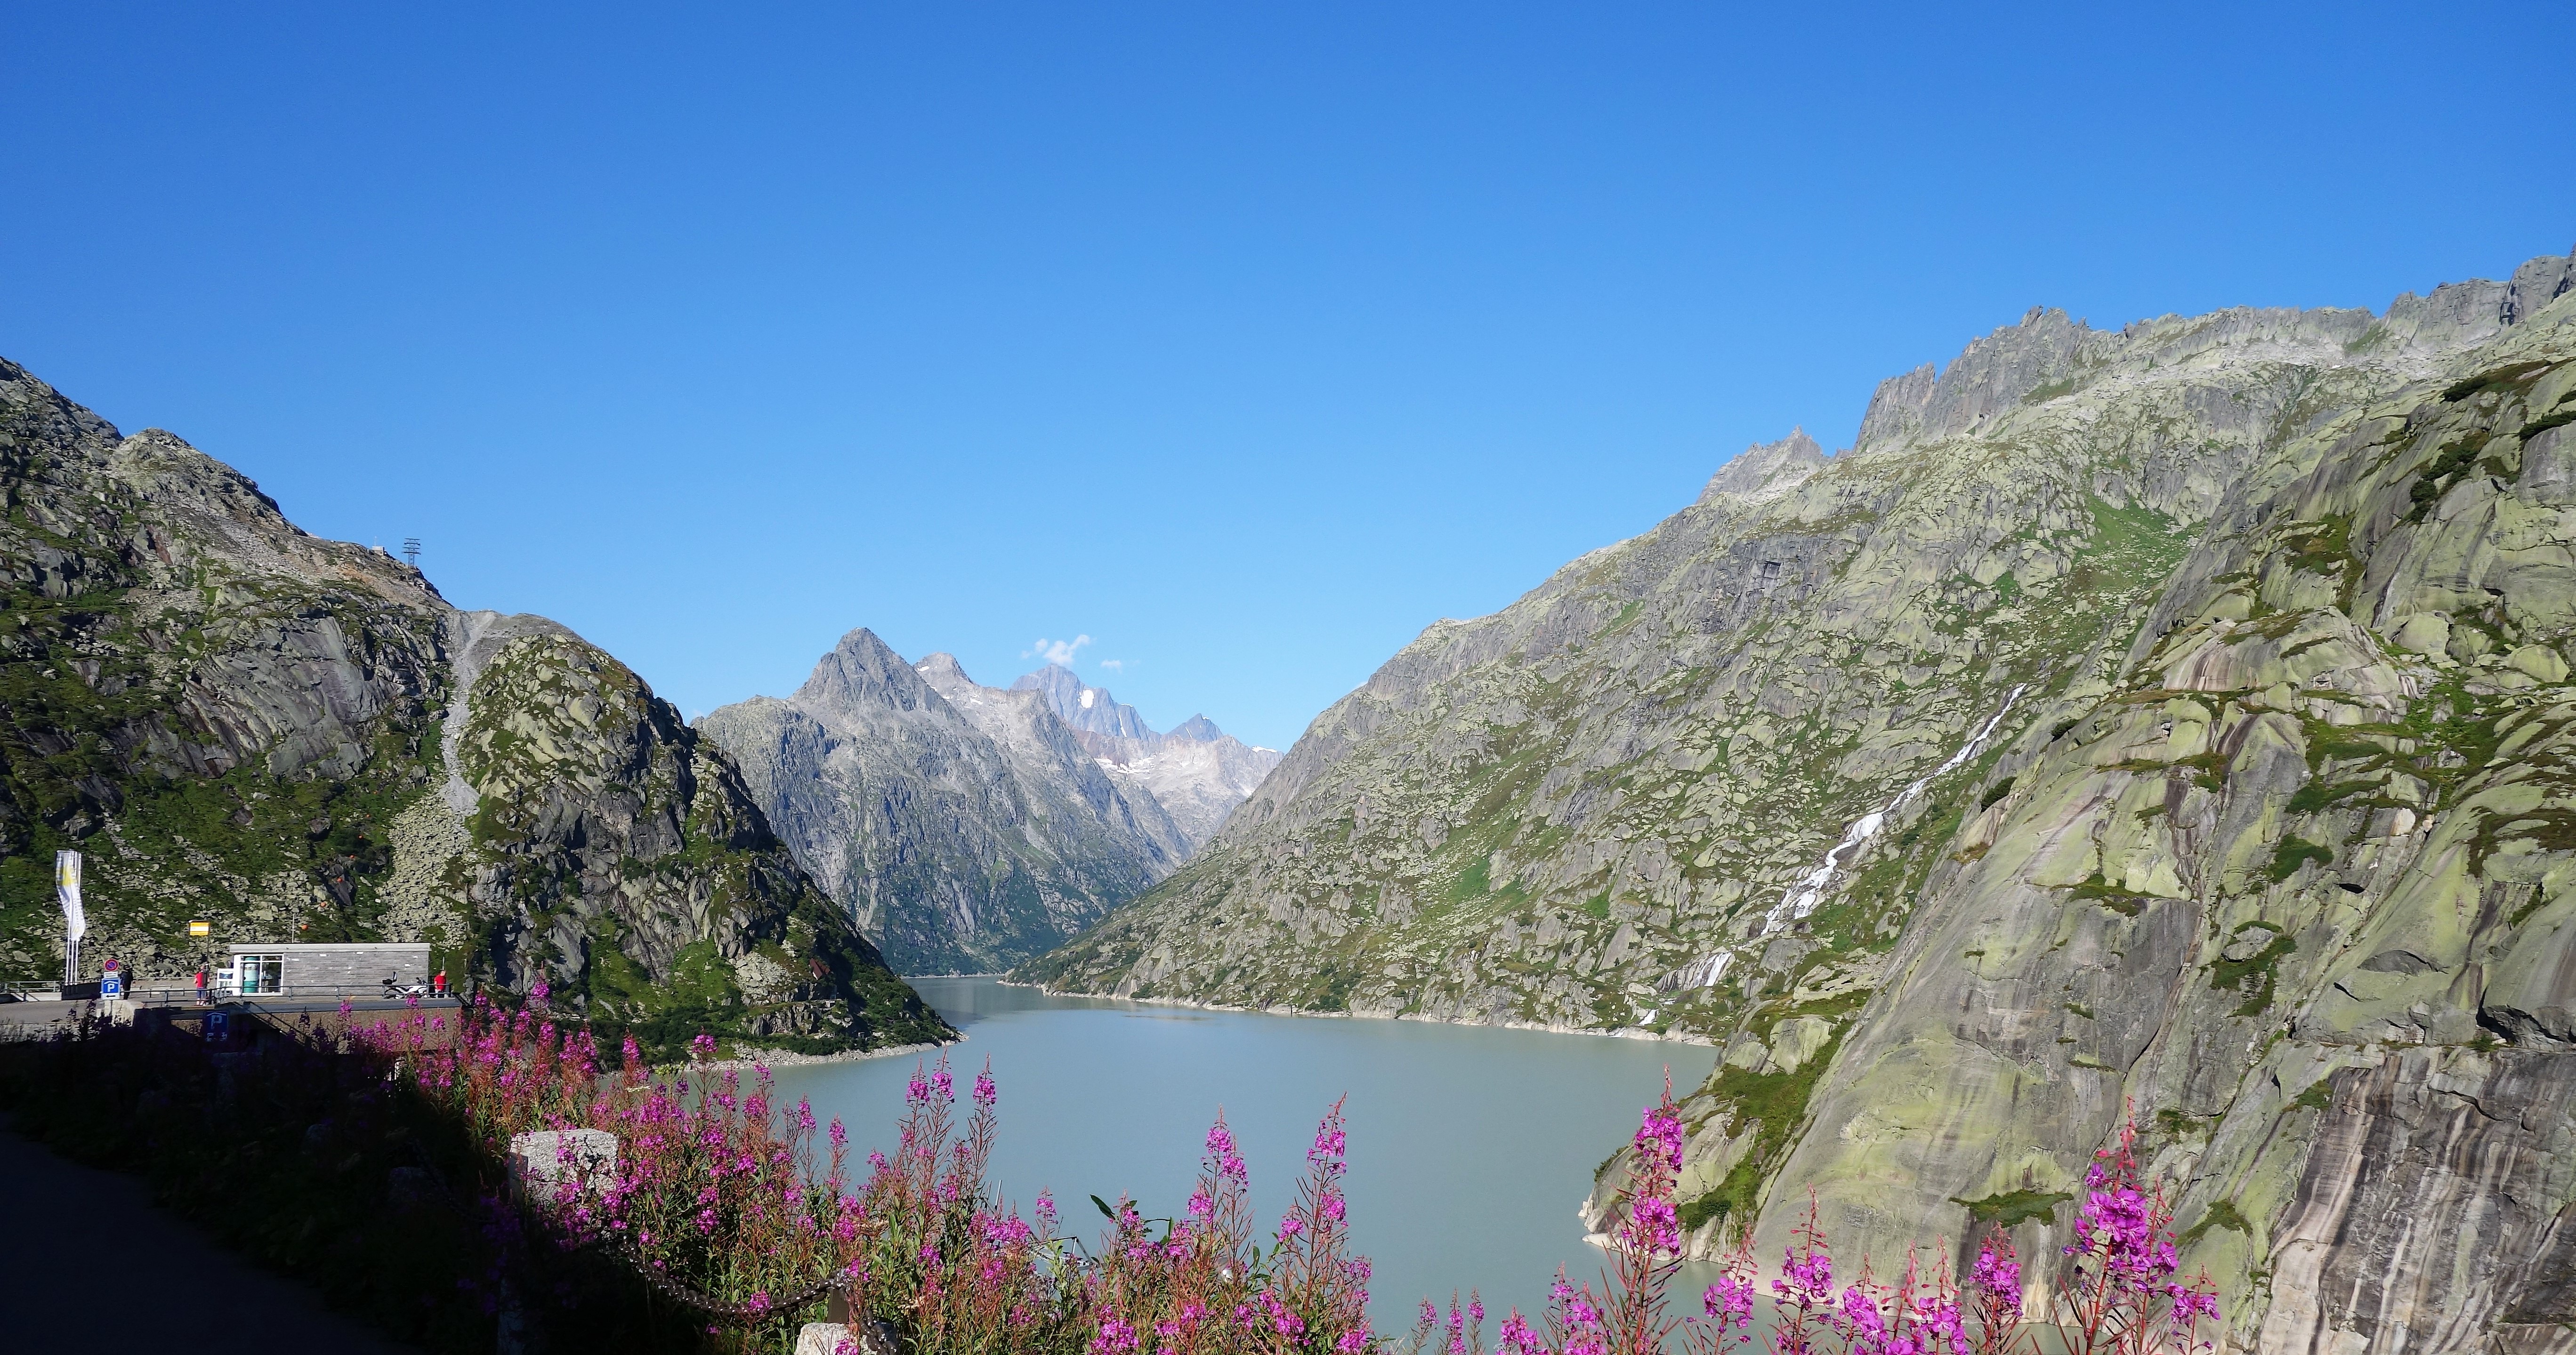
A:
[768,978,1721,1331]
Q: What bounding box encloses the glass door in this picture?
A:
[238,954,283,995]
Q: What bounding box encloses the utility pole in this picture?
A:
[402,538,422,571]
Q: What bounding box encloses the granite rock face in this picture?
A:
[1009,662,1284,848]
[699,636,1195,974]
[0,358,942,1055]
[1024,252,2576,1351]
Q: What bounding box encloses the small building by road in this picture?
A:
[215,943,432,999]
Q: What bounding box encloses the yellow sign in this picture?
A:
[188,920,212,938]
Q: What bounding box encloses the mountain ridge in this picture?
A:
[1019,250,2576,1351]
[1006,661,1284,847]
[0,359,943,1056]
[695,631,1236,974]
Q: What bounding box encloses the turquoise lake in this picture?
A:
[767,977,1722,1332]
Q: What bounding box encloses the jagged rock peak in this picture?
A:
[1010,662,1155,741]
[1166,714,1227,743]
[1698,428,1829,505]
[1855,306,2089,452]
[703,633,1194,974]
[1850,249,2576,460]
[797,627,936,713]
[913,652,974,686]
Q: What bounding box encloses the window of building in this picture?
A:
[236,953,284,995]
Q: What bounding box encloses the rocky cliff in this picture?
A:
[1022,253,2576,1351]
[0,358,943,1056]
[698,635,1192,974]
[1010,662,1284,848]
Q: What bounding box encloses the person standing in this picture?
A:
[194,966,208,1004]
[431,969,448,997]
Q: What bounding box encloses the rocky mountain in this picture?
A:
[1021,251,2576,1350]
[0,357,944,1057]
[697,635,1191,974]
[1010,662,1284,847]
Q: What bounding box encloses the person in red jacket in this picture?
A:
[194,967,209,1004]
[432,970,448,997]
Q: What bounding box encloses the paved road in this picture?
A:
[0,1120,423,1352]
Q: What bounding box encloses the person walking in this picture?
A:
[431,970,447,998]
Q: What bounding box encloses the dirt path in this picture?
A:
[0,1122,422,1352]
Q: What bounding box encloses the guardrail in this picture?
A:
[121,984,458,1005]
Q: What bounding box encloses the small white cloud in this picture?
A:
[1020,634,1092,665]
[1098,658,1125,673]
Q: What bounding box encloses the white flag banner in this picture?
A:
[56,849,84,943]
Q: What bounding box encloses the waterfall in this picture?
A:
[1655,685,2026,992]
[1757,684,2025,934]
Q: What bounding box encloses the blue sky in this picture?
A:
[4,3,2571,749]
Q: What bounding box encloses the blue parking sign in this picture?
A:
[206,1011,229,1043]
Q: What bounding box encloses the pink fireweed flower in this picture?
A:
[1635,1104,1686,1173]
[1836,1286,1890,1353]
[1620,1193,1681,1254]
[1257,1290,1307,1338]
[1277,1216,1305,1240]
[1091,1317,1140,1354]
[1970,1240,2022,1318]
[1705,1274,1757,1331]
[1777,1246,1834,1308]
[974,1067,996,1108]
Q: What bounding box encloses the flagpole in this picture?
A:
[57,850,84,987]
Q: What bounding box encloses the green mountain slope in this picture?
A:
[1023,253,2576,1348]
[0,358,944,1056]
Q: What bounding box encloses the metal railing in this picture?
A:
[120,983,459,1005]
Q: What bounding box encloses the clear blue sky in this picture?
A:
[4,3,2570,749]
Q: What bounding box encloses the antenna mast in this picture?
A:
[401,538,422,571]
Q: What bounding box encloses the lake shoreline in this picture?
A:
[696,1036,959,1074]
[992,977,1717,1047]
